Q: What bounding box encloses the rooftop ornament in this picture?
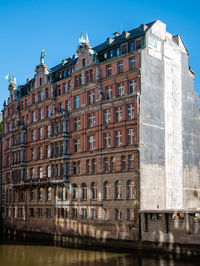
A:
[40,48,46,64]
[79,32,89,45]
[5,73,16,86]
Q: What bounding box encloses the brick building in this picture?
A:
[1,20,200,242]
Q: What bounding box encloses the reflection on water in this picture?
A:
[0,239,200,266]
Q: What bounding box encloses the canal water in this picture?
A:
[0,236,200,266]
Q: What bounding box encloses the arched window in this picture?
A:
[81,183,87,200]
[38,188,43,201]
[72,184,77,200]
[114,180,122,199]
[103,181,111,200]
[46,187,51,201]
[91,182,97,200]
[126,180,135,199]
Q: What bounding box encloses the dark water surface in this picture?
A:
[0,238,200,266]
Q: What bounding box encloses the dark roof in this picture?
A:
[50,56,77,73]
[93,21,155,53]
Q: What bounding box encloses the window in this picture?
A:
[90,70,93,82]
[39,108,43,120]
[85,71,89,84]
[115,131,122,146]
[57,85,61,96]
[135,37,143,50]
[103,133,111,148]
[88,135,95,151]
[74,95,80,109]
[115,107,122,122]
[65,100,70,111]
[68,80,72,90]
[38,188,43,201]
[77,161,81,175]
[110,50,114,58]
[121,155,126,171]
[45,88,49,99]
[82,58,86,67]
[104,110,110,124]
[105,86,112,100]
[126,180,135,199]
[129,57,136,71]
[91,182,97,200]
[121,43,127,54]
[38,167,43,178]
[81,183,87,200]
[38,128,43,140]
[46,106,51,117]
[32,94,36,104]
[79,74,82,86]
[110,157,115,172]
[127,128,135,145]
[32,111,36,122]
[128,154,134,170]
[117,83,124,97]
[88,113,95,128]
[103,181,111,200]
[63,83,66,94]
[58,102,63,112]
[72,184,77,200]
[46,125,51,138]
[116,47,120,56]
[39,78,43,86]
[46,187,51,201]
[38,147,43,159]
[39,91,43,101]
[115,208,122,220]
[58,187,63,201]
[72,208,77,219]
[86,160,90,174]
[91,208,97,220]
[117,61,123,74]
[31,148,35,160]
[74,117,81,131]
[46,208,51,218]
[130,42,134,52]
[88,90,95,104]
[91,159,96,173]
[72,162,76,175]
[129,80,136,94]
[127,104,135,120]
[81,208,87,219]
[103,157,109,172]
[30,189,35,201]
[30,208,34,217]
[46,165,51,178]
[74,139,80,153]
[104,209,108,221]
[38,208,42,218]
[106,65,112,78]
[31,130,35,141]
[115,181,122,199]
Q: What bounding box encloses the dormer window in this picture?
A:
[116,47,120,56]
[82,58,86,67]
[104,53,107,59]
[110,50,114,58]
[40,78,43,86]
[121,43,127,54]
[130,42,134,52]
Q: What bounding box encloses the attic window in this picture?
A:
[82,58,86,67]
[130,42,134,52]
[39,78,43,86]
[110,50,114,58]
[116,47,120,56]
[121,43,127,54]
[104,53,107,59]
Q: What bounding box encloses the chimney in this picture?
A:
[106,37,114,45]
[113,32,120,37]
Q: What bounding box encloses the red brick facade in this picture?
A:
[1,30,143,240]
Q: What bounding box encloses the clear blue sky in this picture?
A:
[0,0,200,109]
